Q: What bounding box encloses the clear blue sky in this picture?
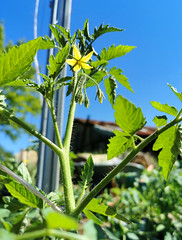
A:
[1,0,182,153]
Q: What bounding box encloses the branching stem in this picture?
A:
[72,114,182,217]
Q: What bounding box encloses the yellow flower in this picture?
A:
[66,45,93,72]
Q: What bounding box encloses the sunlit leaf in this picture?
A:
[39,36,56,50]
[150,101,178,116]
[109,67,134,93]
[17,162,32,184]
[101,45,135,61]
[114,95,146,135]
[168,84,182,102]
[92,24,124,41]
[47,43,69,78]
[0,37,42,86]
[0,229,16,240]
[4,179,43,208]
[107,130,133,160]
[153,115,167,129]
[153,126,181,180]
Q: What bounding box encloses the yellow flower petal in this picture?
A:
[81,62,93,70]
[66,59,77,67]
[81,51,94,62]
[73,64,81,72]
[73,45,81,60]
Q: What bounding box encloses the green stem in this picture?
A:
[72,115,182,217]
[15,228,88,240]
[59,72,78,214]
[63,73,77,152]
[1,109,62,156]
[0,163,62,213]
[46,98,63,149]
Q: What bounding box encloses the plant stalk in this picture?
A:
[1,109,63,156]
[58,72,78,214]
[0,163,62,213]
[72,115,182,217]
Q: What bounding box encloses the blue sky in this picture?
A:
[1,0,182,153]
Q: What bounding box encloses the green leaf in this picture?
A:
[153,126,181,180]
[55,25,71,41]
[5,180,43,208]
[86,198,131,223]
[3,79,28,87]
[86,70,106,88]
[39,36,55,50]
[17,162,32,184]
[153,115,167,129]
[168,84,182,102]
[150,101,178,116]
[92,24,124,41]
[114,95,146,135]
[47,43,69,78]
[82,19,93,41]
[43,208,78,230]
[79,155,94,188]
[83,209,103,226]
[109,67,134,93]
[0,37,42,86]
[101,44,135,61]
[107,130,133,160]
[104,77,117,106]
[91,60,108,68]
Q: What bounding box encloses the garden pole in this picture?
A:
[36,0,72,193]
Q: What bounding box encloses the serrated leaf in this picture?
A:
[82,19,93,41]
[79,155,94,188]
[83,209,103,225]
[39,36,55,50]
[91,60,108,68]
[168,84,182,102]
[153,115,167,129]
[86,198,131,224]
[104,77,117,106]
[55,25,71,40]
[114,95,146,135]
[150,101,178,116]
[17,162,32,184]
[109,67,134,93]
[107,130,133,160]
[5,180,43,208]
[101,44,135,61]
[153,126,181,180]
[43,208,78,230]
[0,37,42,86]
[47,43,69,78]
[92,24,124,41]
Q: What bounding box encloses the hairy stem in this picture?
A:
[72,115,182,217]
[58,72,78,214]
[1,109,62,156]
[0,163,62,213]
[46,98,63,149]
